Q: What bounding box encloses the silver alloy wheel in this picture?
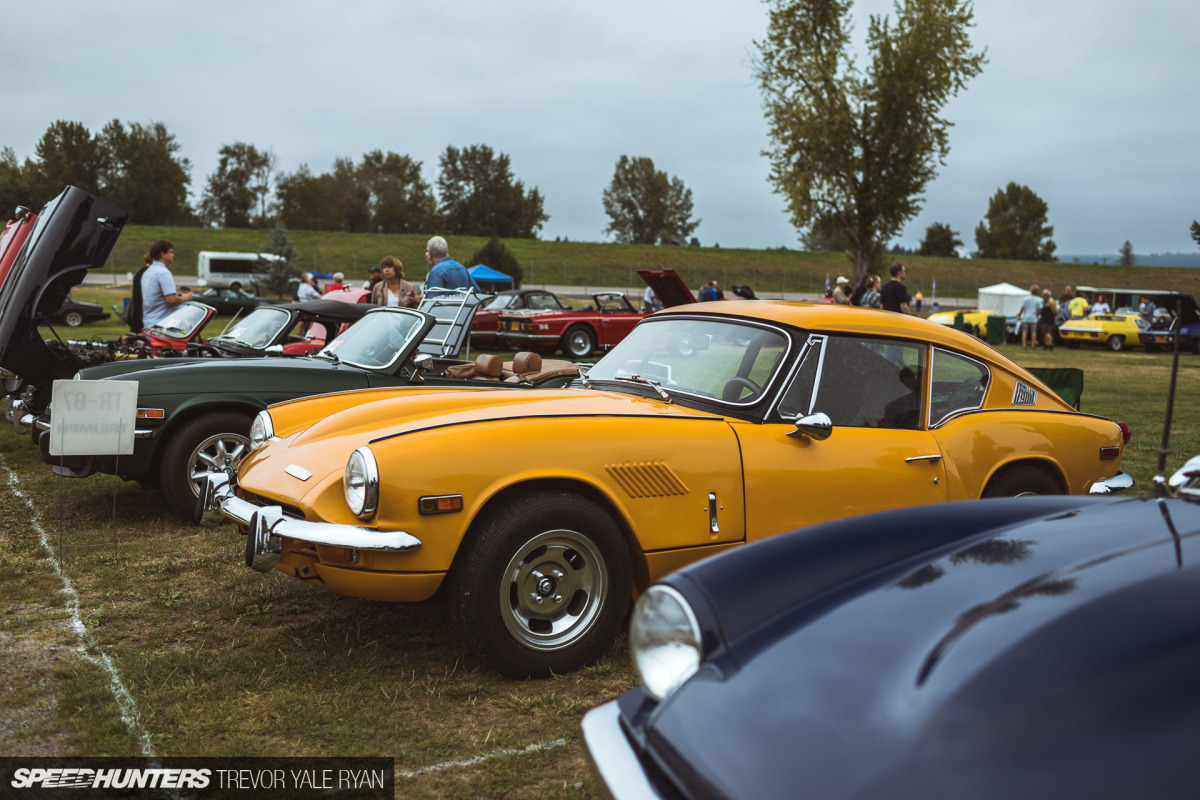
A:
[499,528,609,651]
[187,432,251,498]
[565,327,595,357]
[63,310,84,327]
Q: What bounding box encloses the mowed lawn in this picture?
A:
[3,296,1198,798]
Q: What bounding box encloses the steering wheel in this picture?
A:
[722,376,763,402]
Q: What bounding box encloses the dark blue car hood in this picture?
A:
[640,496,1200,800]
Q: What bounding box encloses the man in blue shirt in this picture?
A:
[141,239,191,328]
[423,236,481,293]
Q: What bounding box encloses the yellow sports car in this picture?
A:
[925,309,997,339]
[1059,312,1148,351]
[202,302,1132,677]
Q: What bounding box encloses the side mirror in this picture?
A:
[414,353,434,372]
[787,412,833,440]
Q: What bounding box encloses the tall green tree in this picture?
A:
[1190,220,1199,249]
[437,144,548,238]
[359,150,438,233]
[24,120,104,204]
[601,155,700,245]
[96,120,192,225]
[469,237,524,287]
[274,164,342,231]
[917,222,962,257]
[973,182,1056,261]
[200,142,273,228]
[0,147,28,217]
[258,223,301,300]
[755,0,985,279]
[1118,240,1134,266]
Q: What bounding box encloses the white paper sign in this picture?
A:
[48,380,137,456]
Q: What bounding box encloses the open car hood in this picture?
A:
[0,187,127,387]
[637,268,695,308]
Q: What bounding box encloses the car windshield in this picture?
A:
[146,303,211,338]
[483,295,516,311]
[319,308,426,369]
[587,316,789,404]
[209,307,291,348]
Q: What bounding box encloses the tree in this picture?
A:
[601,155,700,245]
[917,222,962,257]
[755,0,985,279]
[0,147,28,218]
[1191,220,1199,249]
[437,144,548,238]
[469,237,524,288]
[199,142,273,228]
[1118,240,1135,266]
[96,120,192,225]
[23,120,104,204]
[973,182,1056,261]
[359,150,438,233]
[801,211,853,252]
[258,224,300,300]
[274,164,343,231]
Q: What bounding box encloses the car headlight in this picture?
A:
[344,446,379,518]
[248,410,274,447]
[630,585,703,701]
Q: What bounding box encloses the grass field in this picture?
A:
[95,224,1200,303]
[4,281,1200,797]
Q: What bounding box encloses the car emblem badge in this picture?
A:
[1012,381,1038,406]
[285,464,312,481]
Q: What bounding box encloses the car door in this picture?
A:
[594,294,643,346]
[733,333,947,542]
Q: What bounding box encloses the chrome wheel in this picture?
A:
[63,310,84,327]
[499,529,609,651]
[564,326,596,358]
[187,432,250,498]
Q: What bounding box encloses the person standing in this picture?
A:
[362,265,383,291]
[1091,294,1112,314]
[1018,285,1042,349]
[326,272,346,292]
[1138,296,1156,323]
[642,284,662,313]
[1037,288,1057,350]
[297,272,321,302]
[849,275,872,306]
[831,276,851,305]
[862,276,883,309]
[371,256,418,307]
[424,236,481,292]
[914,291,923,313]
[140,239,191,329]
[1068,291,1089,319]
[880,263,911,314]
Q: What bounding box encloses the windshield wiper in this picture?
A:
[614,374,671,403]
[317,350,340,365]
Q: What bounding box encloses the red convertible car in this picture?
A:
[472,288,571,346]
[496,269,694,357]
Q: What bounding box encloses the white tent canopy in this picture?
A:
[977,283,1029,317]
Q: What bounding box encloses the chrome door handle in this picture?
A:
[905,454,943,463]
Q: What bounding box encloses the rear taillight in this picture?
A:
[1115,422,1131,444]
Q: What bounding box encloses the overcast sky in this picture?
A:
[3,0,1197,256]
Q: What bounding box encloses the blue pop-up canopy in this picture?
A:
[468,264,514,293]
[468,264,513,284]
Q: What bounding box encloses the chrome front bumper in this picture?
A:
[199,474,422,572]
[1088,471,1134,495]
[581,701,663,800]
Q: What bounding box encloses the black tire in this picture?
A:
[63,310,84,327]
[1107,334,1125,352]
[160,412,254,521]
[449,490,632,678]
[562,326,596,358]
[983,466,1060,497]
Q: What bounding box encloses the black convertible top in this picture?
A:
[271,299,372,324]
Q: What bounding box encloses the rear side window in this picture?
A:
[929,348,990,426]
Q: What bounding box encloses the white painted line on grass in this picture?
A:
[395,737,569,778]
[1,454,158,758]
